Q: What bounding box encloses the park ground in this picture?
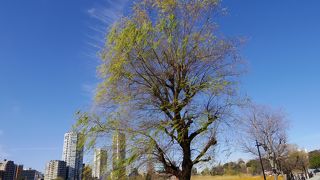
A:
[310,174,320,180]
[191,174,320,180]
[191,176,284,180]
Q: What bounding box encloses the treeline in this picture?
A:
[198,149,320,177]
[198,158,271,176]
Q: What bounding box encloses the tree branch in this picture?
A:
[193,137,217,164]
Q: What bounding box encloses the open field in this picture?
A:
[191,175,284,180]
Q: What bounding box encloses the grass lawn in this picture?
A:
[191,175,284,180]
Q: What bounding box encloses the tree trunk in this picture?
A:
[180,164,192,180]
[270,158,278,180]
[303,166,309,179]
[179,142,193,180]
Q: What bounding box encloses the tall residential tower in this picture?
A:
[92,148,108,179]
[62,132,83,180]
[112,132,126,180]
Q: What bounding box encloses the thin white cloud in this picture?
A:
[85,0,129,52]
[81,83,97,98]
[10,147,59,151]
[81,0,129,101]
[87,0,128,25]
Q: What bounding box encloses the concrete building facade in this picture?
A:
[20,169,43,180]
[0,159,16,180]
[15,164,23,180]
[92,148,107,179]
[112,132,126,180]
[62,132,83,180]
[44,160,67,180]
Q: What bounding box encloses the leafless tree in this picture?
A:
[239,104,289,180]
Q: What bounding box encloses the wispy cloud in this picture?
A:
[10,147,59,151]
[80,1,129,103]
[87,0,128,25]
[81,83,97,99]
[84,0,129,55]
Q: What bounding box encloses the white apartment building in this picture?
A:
[62,132,83,180]
[92,148,107,179]
[44,160,67,180]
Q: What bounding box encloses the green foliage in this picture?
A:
[96,0,236,105]
[246,159,260,175]
[82,165,93,180]
[223,162,241,175]
[309,150,320,169]
[75,0,243,179]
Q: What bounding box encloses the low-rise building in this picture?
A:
[21,169,43,180]
[15,164,24,180]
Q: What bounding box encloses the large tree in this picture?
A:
[309,150,320,169]
[76,0,243,179]
[240,104,289,180]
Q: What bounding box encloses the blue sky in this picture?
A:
[0,0,319,172]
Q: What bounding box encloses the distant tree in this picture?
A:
[201,167,211,176]
[237,158,245,165]
[246,159,260,175]
[281,145,309,179]
[237,158,247,174]
[246,158,271,176]
[191,167,198,175]
[210,164,224,175]
[309,150,320,169]
[240,104,289,180]
[293,150,309,177]
[75,0,243,179]
[222,162,241,175]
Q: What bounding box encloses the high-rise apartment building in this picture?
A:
[0,159,16,180]
[44,160,67,180]
[92,148,107,179]
[112,132,126,180]
[62,132,83,180]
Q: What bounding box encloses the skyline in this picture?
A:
[1,0,320,172]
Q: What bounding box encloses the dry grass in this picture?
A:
[191,175,284,180]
